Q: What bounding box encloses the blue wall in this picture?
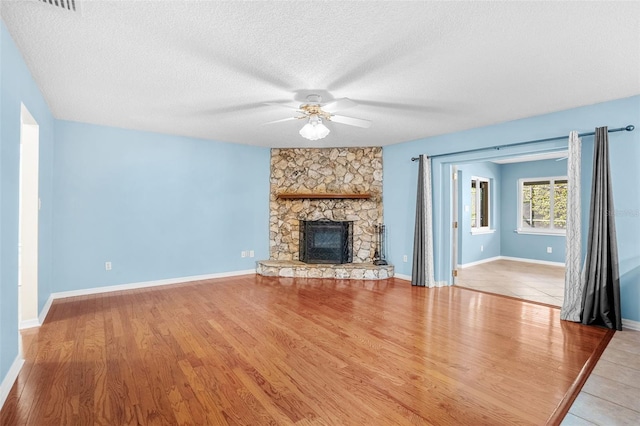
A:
[53,121,270,291]
[384,95,640,322]
[1,19,271,393]
[500,159,567,263]
[1,23,55,383]
[457,162,501,265]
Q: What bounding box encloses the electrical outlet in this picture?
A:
[241,251,246,258]
[480,245,484,252]
[403,254,408,262]
[547,247,552,253]
[105,261,112,271]
[249,250,254,258]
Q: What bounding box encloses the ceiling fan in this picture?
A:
[264,95,372,141]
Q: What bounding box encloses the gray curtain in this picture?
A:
[581,127,622,330]
[412,155,437,287]
[561,131,583,321]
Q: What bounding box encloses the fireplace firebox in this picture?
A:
[299,220,353,264]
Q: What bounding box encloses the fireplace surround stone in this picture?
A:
[258,147,392,280]
[268,147,383,263]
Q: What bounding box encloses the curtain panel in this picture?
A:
[561,131,583,321]
[411,155,438,287]
[581,127,622,330]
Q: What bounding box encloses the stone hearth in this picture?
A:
[256,260,394,280]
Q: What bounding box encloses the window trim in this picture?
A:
[517,175,568,236]
[471,176,491,233]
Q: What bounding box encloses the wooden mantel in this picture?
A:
[276,193,371,200]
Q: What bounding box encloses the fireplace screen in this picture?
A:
[299,220,353,264]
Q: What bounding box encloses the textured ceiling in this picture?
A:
[2,1,639,148]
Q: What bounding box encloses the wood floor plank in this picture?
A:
[1,275,611,425]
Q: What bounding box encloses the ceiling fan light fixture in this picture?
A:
[299,116,330,140]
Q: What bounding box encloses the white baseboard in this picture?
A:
[458,256,501,269]
[458,256,564,269]
[19,318,40,330]
[394,274,448,287]
[622,318,640,331]
[497,256,565,267]
[39,294,54,325]
[35,270,255,325]
[0,355,24,411]
[50,269,256,301]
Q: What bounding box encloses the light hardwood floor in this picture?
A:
[1,275,612,425]
[456,259,640,424]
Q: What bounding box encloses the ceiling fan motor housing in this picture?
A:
[301,104,331,120]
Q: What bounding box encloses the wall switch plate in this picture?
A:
[547,247,552,253]
[249,250,254,258]
[241,251,246,258]
[105,261,112,271]
[480,245,484,252]
[403,255,408,262]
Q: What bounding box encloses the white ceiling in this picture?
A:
[2,1,639,148]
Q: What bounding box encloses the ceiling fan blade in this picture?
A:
[329,115,372,129]
[322,98,358,113]
[264,102,302,111]
[350,99,444,113]
[261,117,299,126]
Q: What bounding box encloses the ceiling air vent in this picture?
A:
[39,0,78,12]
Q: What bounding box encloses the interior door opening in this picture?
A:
[19,103,40,329]
[452,154,567,307]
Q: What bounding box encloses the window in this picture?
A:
[518,177,567,234]
[471,177,490,232]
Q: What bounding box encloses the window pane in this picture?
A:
[554,180,568,229]
[480,181,489,227]
[523,181,551,229]
[471,181,476,228]
[521,185,533,229]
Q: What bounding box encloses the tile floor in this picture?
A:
[456,259,640,424]
[456,258,565,306]
[562,329,640,425]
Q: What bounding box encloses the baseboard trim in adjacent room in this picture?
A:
[498,256,565,267]
[0,355,24,411]
[622,318,640,331]
[458,256,501,269]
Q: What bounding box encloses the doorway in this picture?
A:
[19,103,40,329]
[450,152,568,306]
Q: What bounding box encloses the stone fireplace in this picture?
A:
[257,147,393,279]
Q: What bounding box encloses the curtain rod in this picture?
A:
[411,125,635,161]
